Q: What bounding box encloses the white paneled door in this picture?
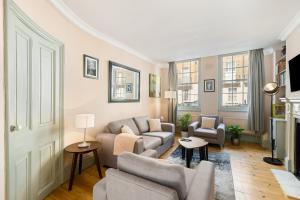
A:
[6,3,63,200]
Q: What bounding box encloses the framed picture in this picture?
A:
[149,74,161,98]
[109,61,140,102]
[83,54,99,79]
[272,104,285,118]
[204,79,215,92]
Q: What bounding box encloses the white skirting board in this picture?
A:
[271,169,300,199]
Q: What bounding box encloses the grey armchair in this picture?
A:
[188,115,225,148]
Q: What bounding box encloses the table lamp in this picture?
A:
[75,114,95,148]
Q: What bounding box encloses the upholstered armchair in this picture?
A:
[188,115,225,148]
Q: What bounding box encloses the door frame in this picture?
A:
[4,0,65,199]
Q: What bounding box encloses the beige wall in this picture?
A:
[161,54,273,133]
[286,25,300,99]
[13,0,160,146]
[0,0,5,198]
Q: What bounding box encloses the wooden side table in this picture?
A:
[65,141,103,191]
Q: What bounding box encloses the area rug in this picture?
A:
[166,146,235,200]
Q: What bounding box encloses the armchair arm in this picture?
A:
[216,123,225,145]
[188,121,199,137]
[96,132,144,168]
[161,123,175,133]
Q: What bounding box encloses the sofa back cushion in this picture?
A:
[107,118,140,135]
[199,115,220,129]
[133,116,149,133]
[117,152,187,200]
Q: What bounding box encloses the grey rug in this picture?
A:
[166,146,235,200]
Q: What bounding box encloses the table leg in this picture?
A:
[205,145,208,161]
[181,145,185,160]
[68,153,78,191]
[93,150,103,178]
[79,154,83,175]
[199,147,203,161]
[186,149,193,168]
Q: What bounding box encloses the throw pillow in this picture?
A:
[121,125,135,135]
[201,117,216,129]
[148,119,162,132]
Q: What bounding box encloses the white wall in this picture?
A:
[286,25,300,99]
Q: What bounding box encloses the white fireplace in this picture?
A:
[281,97,300,172]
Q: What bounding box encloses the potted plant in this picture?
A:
[178,113,192,138]
[226,125,244,145]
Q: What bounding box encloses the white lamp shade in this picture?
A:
[164,90,177,99]
[75,114,95,129]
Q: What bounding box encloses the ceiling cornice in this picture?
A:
[279,10,300,41]
[49,0,157,64]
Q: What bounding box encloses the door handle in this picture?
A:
[10,125,22,132]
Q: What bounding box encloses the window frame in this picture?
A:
[218,52,249,112]
[176,58,201,111]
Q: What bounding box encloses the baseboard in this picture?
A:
[225,133,260,143]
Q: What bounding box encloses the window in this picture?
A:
[176,59,200,110]
[220,52,249,111]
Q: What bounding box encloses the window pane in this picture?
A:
[176,60,199,109]
[222,93,233,106]
[223,67,233,80]
[222,81,232,93]
[220,53,249,110]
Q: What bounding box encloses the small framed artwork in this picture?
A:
[149,74,161,98]
[204,79,215,92]
[83,54,99,79]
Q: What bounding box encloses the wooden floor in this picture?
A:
[45,140,291,200]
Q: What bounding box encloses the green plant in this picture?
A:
[178,113,192,131]
[226,125,244,139]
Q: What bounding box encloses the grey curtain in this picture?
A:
[168,62,177,124]
[248,49,265,134]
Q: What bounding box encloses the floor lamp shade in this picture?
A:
[75,114,95,148]
[164,90,176,99]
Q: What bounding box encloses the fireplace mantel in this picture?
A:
[281,97,300,172]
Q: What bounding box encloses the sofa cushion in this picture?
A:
[194,128,217,139]
[201,117,216,129]
[121,125,135,135]
[93,179,107,200]
[148,119,162,132]
[142,136,162,150]
[117,152,188,200]
[142,132,173,144]
[107,118,140,135]
[133,116,150,133]
[199,115,220,129]
[183,168,196,192]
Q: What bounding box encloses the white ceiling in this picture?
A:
[58,0,300,63]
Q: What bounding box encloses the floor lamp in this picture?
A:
[164,90,176,123]
[263,82,283,165]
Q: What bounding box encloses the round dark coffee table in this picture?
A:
[65,141,102,191]
[178,137,208,168]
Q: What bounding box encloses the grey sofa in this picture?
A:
[93,152,215,200]
[96,116,175,168]
[188,115,225,148]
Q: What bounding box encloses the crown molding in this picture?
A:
[49,0,157,64]
[279,10,300,41]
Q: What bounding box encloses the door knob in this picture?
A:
[10,125,22,132]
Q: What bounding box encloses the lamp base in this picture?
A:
[263,157,283,166]
[78,141,90,148]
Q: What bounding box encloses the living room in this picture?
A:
[1,0,300,200]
